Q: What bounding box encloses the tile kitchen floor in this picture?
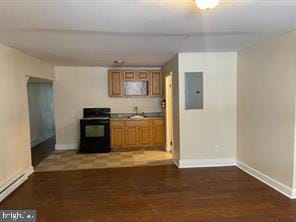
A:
[35,150,173,172]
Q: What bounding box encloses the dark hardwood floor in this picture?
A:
[1,165,296,222]
[31,136,55,167]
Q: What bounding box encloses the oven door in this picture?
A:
[80,119,110,153]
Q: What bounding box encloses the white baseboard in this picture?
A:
[55,143,79,150]
[0,166,34,202]
[174,158,296,199]
[292,189,296,199]
[173,158,179,167]
[178,158,236,168]
[236,160,296,199]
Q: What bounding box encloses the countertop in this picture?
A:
[110,117,164,121]
[110,112,164,121]
[111,116,165,121]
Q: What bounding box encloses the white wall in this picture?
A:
[294,124,296,189]
[27,82,55,147]
[54,66,162,146]
[237,31,296,188]
[162,55,180,161]
[0,44,54,190]
[178,53,237,163]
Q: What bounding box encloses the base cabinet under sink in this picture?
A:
[110,121,125,148]
[110,119,165,148]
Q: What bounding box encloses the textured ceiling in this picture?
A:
[0,0,295,66]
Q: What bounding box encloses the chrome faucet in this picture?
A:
[134,106,138,115]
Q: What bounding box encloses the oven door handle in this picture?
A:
[97,117,110,120]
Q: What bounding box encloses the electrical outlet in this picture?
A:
[215,145,221,153]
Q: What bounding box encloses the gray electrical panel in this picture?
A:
[185,72,203,109]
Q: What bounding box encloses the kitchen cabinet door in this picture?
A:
[125,121,138,147]
[138,121,153,146]
[124,71,136,80]
[110,119,165,149]
[150,71,162,96]
[153,119,165,146]
[125,127,138,147]
[137,71,149,80]
[109,71,123,97]
[110,121,125,148]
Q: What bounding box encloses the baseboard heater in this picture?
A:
[1,173,24,193]
[0,171,29,202]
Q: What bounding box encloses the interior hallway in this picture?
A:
[31,136,55,167]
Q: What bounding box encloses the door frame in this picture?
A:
[165,72,173,153]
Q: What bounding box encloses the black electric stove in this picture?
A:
[80,108,111,153]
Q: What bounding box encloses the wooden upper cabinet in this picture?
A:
[109,71,123,97]
[124,71,136,80]
[150,71,163,96]
[137,71,149,80]
[108,69,162,97]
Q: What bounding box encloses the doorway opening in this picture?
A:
[27,77,56,167]
[165,72,173,154]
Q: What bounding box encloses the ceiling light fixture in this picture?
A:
[113,60,125,66]
[195,0,220,10]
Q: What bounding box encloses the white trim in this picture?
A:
[292,189,296,199]
[178,158,236,168]
[55,143,79,150]
[236,160,296,199]
[173,158,179,167]
[0,166,34,202]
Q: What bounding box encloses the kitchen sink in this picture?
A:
[129,115,145,120]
